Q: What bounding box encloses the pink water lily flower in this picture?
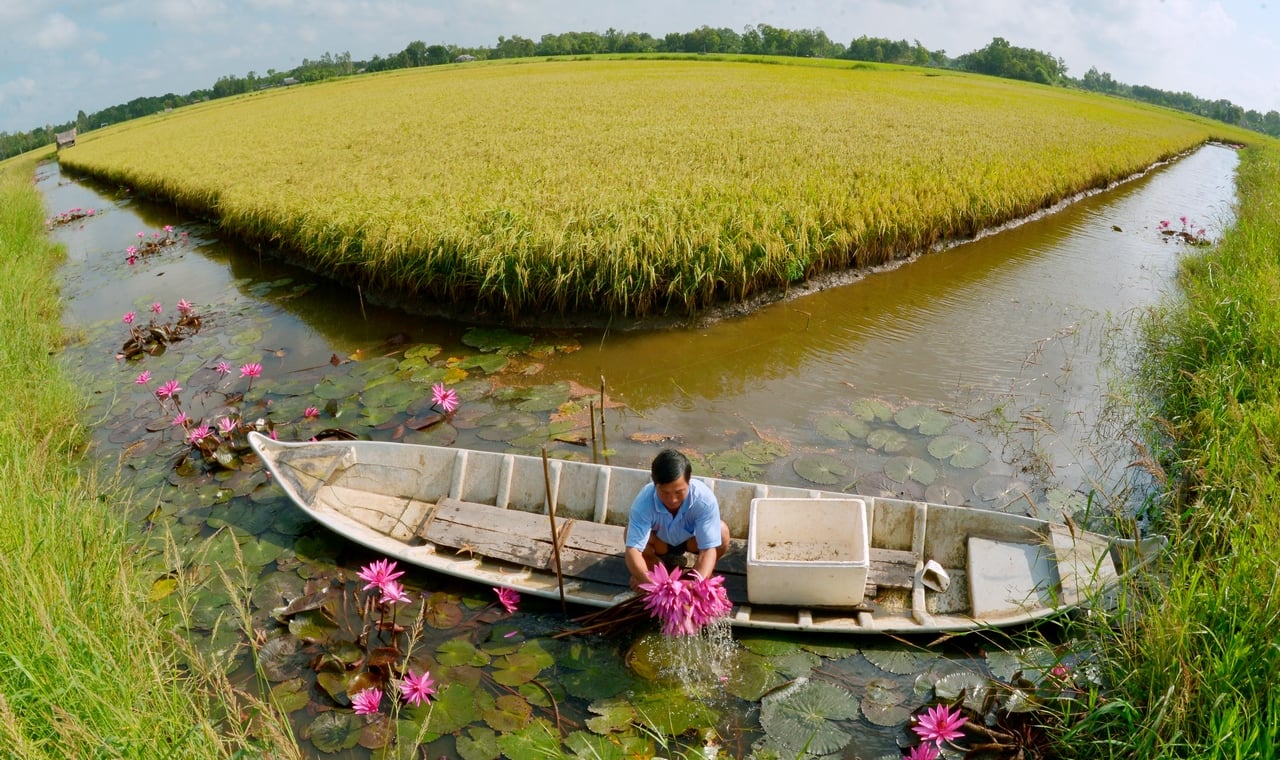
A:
[912,703,966,745]
[134,370,152,385]
[494,586,520,614]
[214,360,232,376]
[156,380,182,399]
[186,425,212,444]
[126,245,137,255]
[163,225,173,233]
[217,417,238,435]
[378,579,412,605]
[432,382,460,413]
[172,412,189,427]
[905,743,940,760]
[136,231,145,239]
[150,302,162,314]
[123,311,136,325]
[176,298,193,313]
[687,573,733,628]
[351,687,382,716]
[357,558,404,593]
[400,669,436,707]
[639,563,696,636]
[303,406,320,419]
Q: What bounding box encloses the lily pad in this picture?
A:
[258,635,303,682]
[927,435,990,469]
[850,398,895,422]
[924,483,967,506]
[455,353,510,374]
[313,374,365,400]
[894,405,952,436]
[931,668,991,712]
[884,456,937,486]
[792,454,851,486]
[492,651,548,687]
[495,717,562,760]
[475,411,541,443]
[723,651,787,702]
[815,414,870,443]
[631,687,719,736]
[585,698,636,734]
[269,677,311,713]
[456,726,501,760]
[759,679,858,755]
[349,356,401,378]
[742,439,788,464]
[513,382,572,412]
[462,327,533,354]
[559,647,634,701]
[863,648,940,676]
[564,730,652,760]
[305,710,362,753]
[437,637,490,667]
[972,475,1033,506]
[424,681,480,735]
[482,693,533,732]
[706,449,764,480]
[861,678,911,727]
[361,380,423,409]
[404,343,442,361]
[867,428,908,453]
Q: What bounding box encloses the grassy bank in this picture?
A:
[1056,142,1280,756]
[60,57,1252,319]
[0,153,293,758]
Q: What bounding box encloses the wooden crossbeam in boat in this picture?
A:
[420,496,917,605]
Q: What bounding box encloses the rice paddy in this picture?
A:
[58,57,1249,319]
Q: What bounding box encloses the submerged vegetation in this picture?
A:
[61,58,1250,319]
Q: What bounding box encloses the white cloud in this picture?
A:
[34,12,84,50]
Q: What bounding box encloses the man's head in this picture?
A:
[651,448,692,512]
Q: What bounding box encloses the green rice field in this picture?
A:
[60,57,1250,318]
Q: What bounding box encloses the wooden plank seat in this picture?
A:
[419,497,916,606]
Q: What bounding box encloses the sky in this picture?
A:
[2,0,1278,134]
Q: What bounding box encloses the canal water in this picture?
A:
[39,143,1238,758]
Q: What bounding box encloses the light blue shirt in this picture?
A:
[625,478,721,551]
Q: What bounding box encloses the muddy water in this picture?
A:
[38,144,1238,758]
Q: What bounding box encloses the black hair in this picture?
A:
[651,448,692,485]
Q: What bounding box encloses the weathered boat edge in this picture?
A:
[248,432,1166,635]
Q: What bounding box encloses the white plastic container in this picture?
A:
[747,498,870,607]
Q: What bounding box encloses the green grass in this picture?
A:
[1049,141,1280,757]
[59,57,1256,319]
[0,151,295,759]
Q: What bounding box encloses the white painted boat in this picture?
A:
[249,432,1165,634]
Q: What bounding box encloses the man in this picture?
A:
[624,448,731,588]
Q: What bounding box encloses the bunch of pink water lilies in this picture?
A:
[119,298,203,359]
[637,563,732,636]
[124,225,187,265]
[344,558,521,718]
[1157,215,1210,246]
[46,206,97,228]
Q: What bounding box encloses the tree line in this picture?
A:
[4,25,1276,161]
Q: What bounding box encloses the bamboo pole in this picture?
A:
[599,375,608,460]
[588,399,598,464]
[541,448,567,612]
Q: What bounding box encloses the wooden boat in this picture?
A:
[249,432,1165,635]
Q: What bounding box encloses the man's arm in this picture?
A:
[691,548,716,581]
[625,546,651,589]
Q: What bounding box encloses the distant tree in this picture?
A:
[425,45,451,65]
[956,37,1064,84]
[402,41,428,67]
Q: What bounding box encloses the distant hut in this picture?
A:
[55,128,77,150]
[455,54,476,63]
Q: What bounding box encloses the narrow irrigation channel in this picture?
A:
[40,143,1236,758]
